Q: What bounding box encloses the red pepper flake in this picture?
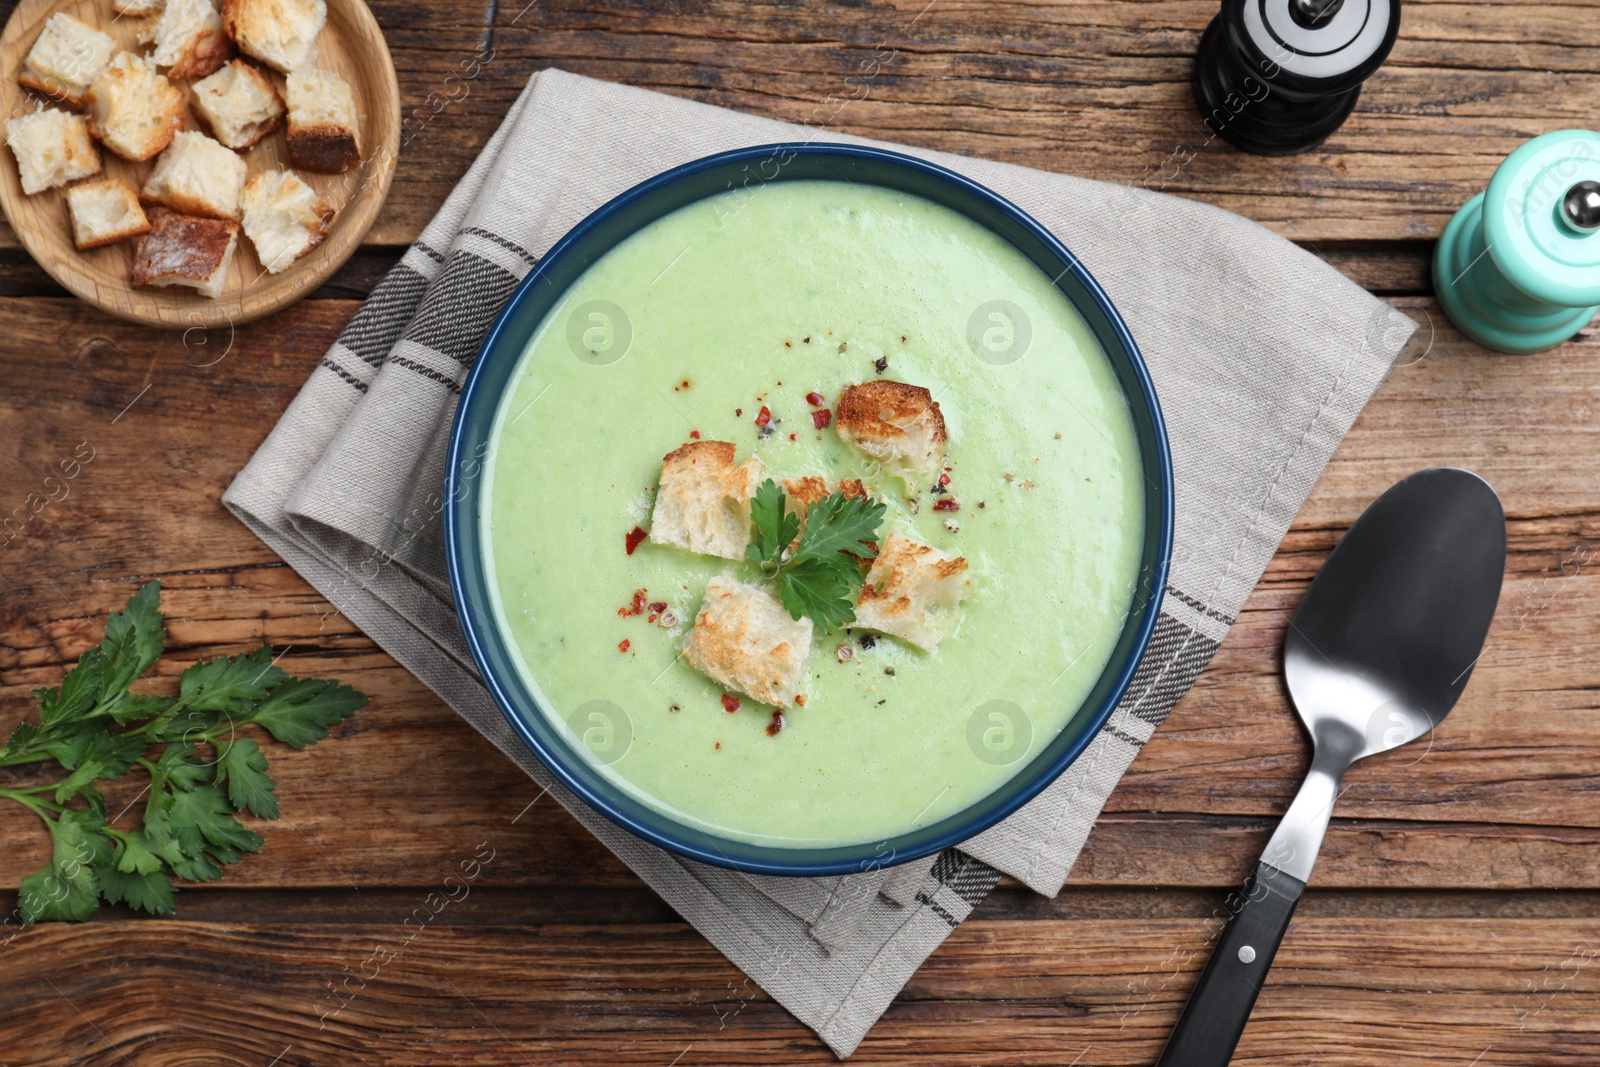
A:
[648,601,667,613]
[754,406,771,427]
[735,408,743,417]
[618,639,630,653]
[811,409,832,430]
[618,588,648,616]
[766,711,786,736]
[933,498,960,512]
[690,430,701,439]
[647,613,657,624]
[624,526,647,555]
[789,433,797,441]
[715,742,721,750]
[938,472,951,486]
[721,694,741,713]
[805,391,826,407]
[794,694,806,706]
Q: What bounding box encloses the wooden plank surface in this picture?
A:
[0,0,1596,1062]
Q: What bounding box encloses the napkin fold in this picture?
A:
[224,68,1413,1056]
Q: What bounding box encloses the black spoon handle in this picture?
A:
[1154,862,1307,1067]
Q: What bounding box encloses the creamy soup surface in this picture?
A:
[483,178,1146,848]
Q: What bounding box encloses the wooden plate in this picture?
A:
[0,0,399,328]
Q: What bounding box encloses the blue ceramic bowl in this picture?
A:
[446,143,1174,876]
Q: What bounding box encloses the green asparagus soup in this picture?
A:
[482,179,1145,848]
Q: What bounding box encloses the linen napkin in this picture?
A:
[223,67,1414,1056]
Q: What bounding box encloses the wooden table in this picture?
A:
[1,2,1596,1063]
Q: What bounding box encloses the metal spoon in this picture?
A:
[1155,467,1507,1067]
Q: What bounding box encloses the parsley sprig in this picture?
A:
[0,581,367,922]
[746,479,886,631]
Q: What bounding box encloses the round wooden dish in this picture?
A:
[0,0,399,328]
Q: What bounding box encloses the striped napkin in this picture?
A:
[223,68,1412,1056]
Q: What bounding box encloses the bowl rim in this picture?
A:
[445,142,1175,876]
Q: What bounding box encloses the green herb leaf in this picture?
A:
[96,581,165,703]
[746,479,799,568]
[163,784,264,859]
[97,863,175,915]
[3,581,368,923]
[178,647,288,714]
[792,492,886,564]
[247,678,367,748]
[217,738,277,820]
[747,481,885,631]
[19,809,111,924]
[777,556,863,632]
[52,730,146,804]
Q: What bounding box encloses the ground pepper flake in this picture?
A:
[721,694,741,713]
[873,356,889,374]
[933,498,960,513]
[754,406,771,427]
[766,711,786,736]
[811,409,832,430]
[805,391,826,407]
[624,526,648,555]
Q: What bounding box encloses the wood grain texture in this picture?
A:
[0,0,1596,1062]
[0,916,1593,1064]
[0,0,400,326]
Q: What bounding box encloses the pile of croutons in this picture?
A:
[5,0,363,299]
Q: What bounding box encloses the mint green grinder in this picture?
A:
[1434,129,1600,354]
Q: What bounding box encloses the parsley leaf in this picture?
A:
[745,479,886,631]
[246,678,368,748]
[0,580,368,923]
[179,647,288,713]
[217,738,277,819]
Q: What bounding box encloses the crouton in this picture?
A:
[18,13,116,109]
[681,576,813,709]
[65,178,151,249]
[132,208,239,299]
[854,532,969,650]
[241,169,332,272]
[84,52,185,162]
[141,131,248,219]
[190,60,285,150]
[143,0,233,79]
[782,476,870,543]
[284,68,360,173]
[649,440,765,560]
[5,108,100,195]
[221,0,327,74]
[114,0,166,13]
[834,380,949,477]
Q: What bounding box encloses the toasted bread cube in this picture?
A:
[222,0,327,74]
[141,131,248,220]
[144,0,233,79]
[835,380,949,477]
[241,169,332,273]
[854,533,969,650]
[65,178,151,249]
[113,0,166,13]
[284,68,360,173]
[84,52,185,162]
[132,209,239,299]
[190,60,285,150]
[18,14,116,109]
[649,440,765,560]
[5,108,100,195]
[682,576,813,709]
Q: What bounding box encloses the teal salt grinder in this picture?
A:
[1434,129,1600,354]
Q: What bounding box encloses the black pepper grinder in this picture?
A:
[1192,0,1401,156]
